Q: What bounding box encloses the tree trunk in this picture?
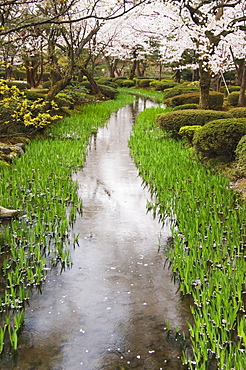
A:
[45,76,71,102]
[238,59,246,107]
[81,68,104,97]
[199,60,211,109]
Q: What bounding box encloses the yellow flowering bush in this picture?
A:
[0,79,62,133]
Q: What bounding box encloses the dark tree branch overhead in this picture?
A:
[0,0,147,36]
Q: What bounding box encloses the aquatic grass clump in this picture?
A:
[0,92,135,353]
[129,106,246,369]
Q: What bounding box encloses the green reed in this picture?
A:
[0,92,135,353]
[128,106,246,369]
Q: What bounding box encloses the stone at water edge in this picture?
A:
[0,206,19,218]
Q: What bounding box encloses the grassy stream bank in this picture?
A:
[0,92,135,354]
[128,104,246,369]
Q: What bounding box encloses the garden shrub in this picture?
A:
[150,79,176,91]
[229,107,246,118]
[173,103,199,111]
[96,78,118,88]
[42,81,51,89]
[80,81,93,92]
[193,118,246,158]
[13,69,26,80]
[156,109,232,135]
[122,79,135,87]
[208,91,225,110]
[235,135,246,175]
[112,77,129,87]
[98,84,118,99]
[163,83,200,99]
[63,83,90,105]
[24,91,45,101]
[179,125,202,145]
[227,92,239,106]
[138,79,153,87]
[6,81,31,90]
[54,93,74,108]
[164,91,224,110]
[220,85,240,94]
[165,92,200,107]
[0,102,19,133]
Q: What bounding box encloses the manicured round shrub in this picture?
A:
[96,78,118,88]
[179,125,202,145]
[122,79,135,87]
[42,81,51,89]
[235,135,246,175]
[193,118,246,158]
[24,91,45,101]
[220,85,240,95]
[173,104,199,111]
[208,91,225,110]
[138,79,153,87]
[229,107,246,118]
[7,81,31,90]
[164,91,224,110]
[150,80,176,91]
[163,83,200,99]
[227,92,239,106]
[98,84,118,99]
[156,109,232,135]
[165,92,200,107]
[54,93,74,108]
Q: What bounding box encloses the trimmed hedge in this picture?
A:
[173,104,199,111]
[156,109,232,135]
[42,81,51,89]
[179,125,202,145]
[163,83,200,99]
[227,92,240,106]
[24,91,45,101]
[98,84,118,99]
[122,79,135,88]
[137,79,153,88]
[220,85,240,95]
[96,78,118,88]
[164,91,224,110]
[193,118,246,158]
[229,107,246,118]
[149,79,176,91]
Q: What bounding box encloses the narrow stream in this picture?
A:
[1,98,191,369]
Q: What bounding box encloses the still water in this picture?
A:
[1,98,191,369]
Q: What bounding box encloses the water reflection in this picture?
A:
[0,98,191,369]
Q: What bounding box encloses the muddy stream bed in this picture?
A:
[1,98,192,370]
